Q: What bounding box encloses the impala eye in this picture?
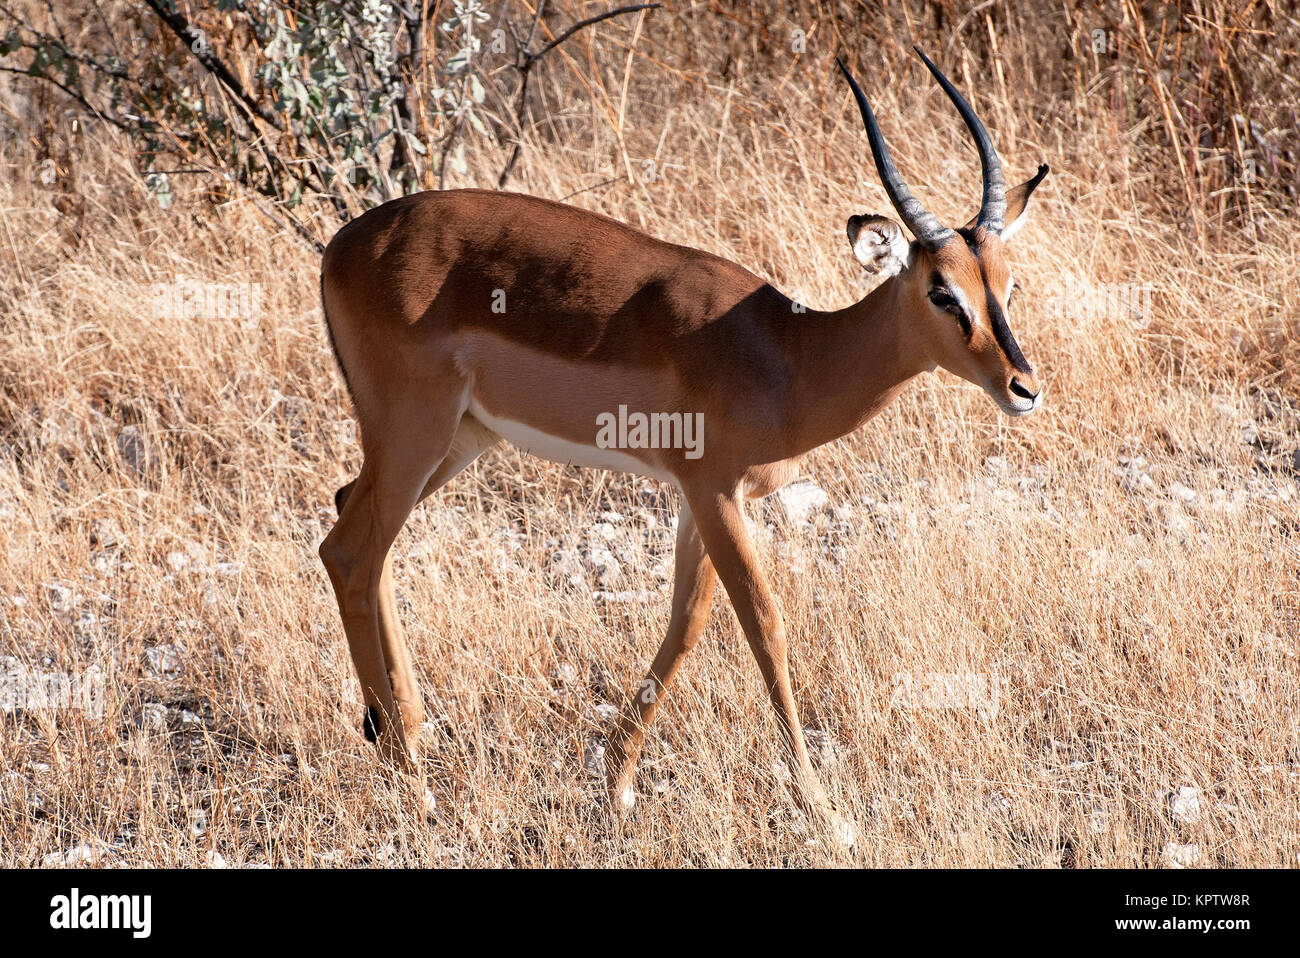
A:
[928,288,962,315]
[928,287,971,337]
[925,287,967,317]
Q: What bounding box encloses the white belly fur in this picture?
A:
[467,397,675,483]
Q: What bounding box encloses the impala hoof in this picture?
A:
[362,705,420,770]
[377,728,418,770]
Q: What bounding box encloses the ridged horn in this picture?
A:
[913,46,1007,234]
[836,56,953,249]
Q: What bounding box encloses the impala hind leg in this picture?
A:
[606,502,717,809]
[327,411,499,761]
[320,398,466,767]
[685,488,844,834]
[332,480,424,746]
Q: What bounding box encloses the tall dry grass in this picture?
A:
[0,1,1297,866]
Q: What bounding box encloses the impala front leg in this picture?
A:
[606,502,716,809]
[685,487,835,822]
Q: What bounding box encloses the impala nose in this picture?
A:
[1009,376,1039,401]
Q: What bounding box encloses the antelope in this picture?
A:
[318,48,1048,832]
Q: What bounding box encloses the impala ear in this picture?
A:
[965,164,1049,241]
[847,214,910,276]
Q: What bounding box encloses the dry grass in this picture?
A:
[1,1,1298,867]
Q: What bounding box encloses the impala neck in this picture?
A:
[777,274,932,453]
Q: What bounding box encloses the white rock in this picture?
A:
[1162,842,1202,868]
[1164,510,1194,542]
[776,480,829,523]
[986,791,1013,815]
[1169,786,1201,824]
[47,583,74,614]
[582,741,606,777]
[1169,482,1196,503]
[44,842,105,867]
[548,548,584,581]
[143,643,182,676]
[1232,678,1258,705]
[92,519,122,549]
[117,425,148,474]
[592,703,619,722]
[205,849,227,869]
[555,662,577,686]
[141,702,168,733]
[586,546,621,586]
[592,588,655,604]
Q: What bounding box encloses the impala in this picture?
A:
[318,48,1048,830]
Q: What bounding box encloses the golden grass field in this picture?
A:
[1,1,1298,867]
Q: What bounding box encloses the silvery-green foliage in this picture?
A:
[0,1,496,220]
[1,1,658,226]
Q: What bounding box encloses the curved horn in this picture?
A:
[913,46,1007,234]
[836,57,953,250]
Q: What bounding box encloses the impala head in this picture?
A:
[838,49,1049,416]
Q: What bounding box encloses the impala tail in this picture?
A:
[320,273,354,402]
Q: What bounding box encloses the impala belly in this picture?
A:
[466,396,675,481]
[454,331,682,483]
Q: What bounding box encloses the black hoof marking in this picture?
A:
[363,705,380,743]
